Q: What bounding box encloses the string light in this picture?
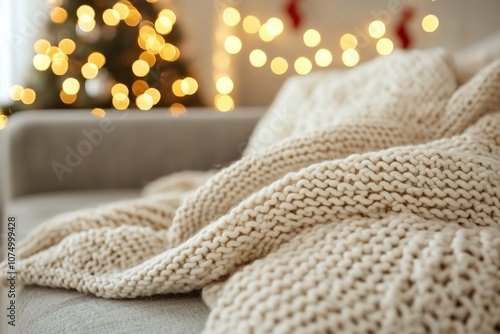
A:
[294,57,312,75]
[159,43,180,61]
[91,108,106,118]
[112,93,130,110]
[243,15,260,34]
[81,62,99,79]
[249,49,267,67]
[259,24,274,42]
[62,78,80,95]
[60,91,77,104]
[224,36,242,54]
[266,17,284,36]
[145,87,161,104]
[376,38,394,55]
[223,7,241,27]
[50,7,68,24]
[270,57,288,75]
[125,9,142,26]
[340,33,358,50]
[139,51,156,67]
[155,16,173,34]
[342,48,360,67]
[159,9,176,24]
[132,59,150,77]
[303,29,321,47]
[34,39,51,54]
[88,52,106,68]
[21,89,36,105]
[136,94,154,110]
[111,83,129,96]
[216,76,234,94]
[33,54,51,71]
[103,9,120,26]
[58,39,76,54]
[422,14,439,32]
[9,85,24,101]
[368,20,386,39]
[132,80,149,96]
[315,49,333,67]
[182,77,199,95]
[113,2,130,20]
[172,79,185,97]
[214,94,234,112]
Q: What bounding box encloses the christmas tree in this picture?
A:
[1,0,202,115]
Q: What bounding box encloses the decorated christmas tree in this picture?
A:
[1,0,202,115]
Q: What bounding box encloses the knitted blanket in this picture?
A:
[2,49,500,333]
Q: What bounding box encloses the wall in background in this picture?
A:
[173,0,500,107]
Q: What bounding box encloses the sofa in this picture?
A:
[0,107,265,333]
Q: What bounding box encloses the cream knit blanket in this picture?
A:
[2,49,500,333]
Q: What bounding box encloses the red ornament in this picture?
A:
[286,0,302,29]
[396,7,415,49]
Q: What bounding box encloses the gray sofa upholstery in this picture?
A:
[0,107,265,333]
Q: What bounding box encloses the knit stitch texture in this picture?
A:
[2,49,500,333]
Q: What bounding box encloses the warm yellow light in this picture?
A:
[34,39,51,54]
[146,34,165,54]
[46,46,60,59]
[88,52,106,68]
[215,76,234,94]
[342,48,360,67]
[113,2,130,20]
[270,57,288,75]
[222,7,241,27]
[77,5,95,19]
[376,38,394,55]
[111,83,129,96]
[159,43,180,61]
[136,94,154,110]
[224,36,242,54]
[112,93,130,110]
[62,78,80,95]
[51,58,68,75]
[20,88,36,105]
[145,88,161,104]
[139,51,156,67]
[125,9,142,26]
[33,54,51,71]
[78,17,96,32]
[266,17,284,36]
[132,60,150,77]
[9,85,24,101]
[91,108,106,118]
[132,80,149,96]
[214,94,234,112]
[60,91,77,104]
[182,77,198,95]
[170,103,187,117]
[294,57,312,75]
[422,14,439,32]
[172,79,185,97]
[368,20,386,39]
[340,33,358,50]
[155,16,173,35]
[50,7,68,24]
[315,49,333,67]
[81,62,99,79]
[58,39,76,55]
[159,9,176,25]
[0,115,8,130]
[259,24,274,42]
[103,9,120,26]
[249,49,267,67]
[243,15,260,34]
[303,29,321,47]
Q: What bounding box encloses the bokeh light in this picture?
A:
[91,108,106,118]
[422,14,439,32]
[216,76,234,94]
[303,29,321,47]
[340,33,358,50]
[315,49,333,67]
[249,49,267,67]
[342,48,360,67]
[270,57,288,75]
[214,94,234,112]
[223,7,241,27]
[294,57,312,75]
[368,20,386,39]
[81,62,99,79]
[376,38,394,55]
[63,78,80,95]
[132,59,150,77]
[243,15,260,34]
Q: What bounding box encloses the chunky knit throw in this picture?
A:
[2,49,500,333]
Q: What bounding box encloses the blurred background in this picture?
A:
[0,0,499,124]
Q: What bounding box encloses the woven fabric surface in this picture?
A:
[2,49,500,333]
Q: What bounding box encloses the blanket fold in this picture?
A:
[2,49,500,333]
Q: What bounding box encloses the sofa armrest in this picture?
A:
[1,107,265,200]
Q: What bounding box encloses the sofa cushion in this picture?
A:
[6,189,209,333]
